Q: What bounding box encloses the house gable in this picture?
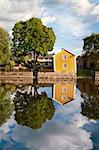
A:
[54,49,75,73]
[54,49,75,57]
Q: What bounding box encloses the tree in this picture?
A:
[0,27,15,71]
[81,93,99,120]
[83,33,99,54]
[14,91,55,129]
[83,33,99,70]
[0,84,15,125]
[12,17,56,71]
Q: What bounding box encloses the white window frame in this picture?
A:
[62,63,68,69]
[62,87,67,93]
[62,54,67,60]
[61,95,67,101]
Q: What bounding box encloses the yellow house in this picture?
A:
[53,48,76,73]
[53,82,75,105]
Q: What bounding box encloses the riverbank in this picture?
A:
[0,71,76,85]
[0,71,76,79]
[0,71,98,83]
[0,71,33,85]
[77,76,92,79]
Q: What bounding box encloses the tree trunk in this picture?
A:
[33,51,39,78]
[33,78,39,99]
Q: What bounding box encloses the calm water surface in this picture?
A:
[0,79,99,150]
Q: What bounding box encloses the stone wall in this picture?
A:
[0,71,76,79]
[0,71,33,77]
[38,72,77,79]
[0,71,76,85]
[0,71,33,85]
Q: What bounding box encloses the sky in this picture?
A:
[0,0,99,55]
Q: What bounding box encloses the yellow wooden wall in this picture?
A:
[53,82,75,105]
[54,50,75,73]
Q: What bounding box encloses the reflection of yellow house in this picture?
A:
[53,82,75,105]
[53,48,76,73]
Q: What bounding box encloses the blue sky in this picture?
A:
[0,0,99,55]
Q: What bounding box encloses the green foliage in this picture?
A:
[0,84,15,125]
[9,60,15,69]
[0,60,15,71]
[14,91,55,129]
[0,27,14,71]
[0,27,11,65]
[81,94,99,120]
[77,69,92,76]
[78,79,99,119]
[12,17,56,58]
[83,33,99,54]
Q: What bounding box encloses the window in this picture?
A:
[62,87,67,93]
[61,95,67,101]
[62,63,67,69]
[62,54,67,60]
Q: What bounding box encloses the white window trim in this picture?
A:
[61,95,67,101]
[62,63,68,69]
[62,87,67,93]
[62,54,67,60]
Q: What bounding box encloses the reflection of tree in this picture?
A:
[81,93,99,120]
[14,91,55,129]
[0,84,15,125]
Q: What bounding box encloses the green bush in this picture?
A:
[77,69,92,76]
[0,60,15,71]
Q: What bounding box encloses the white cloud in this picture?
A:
[71,0,94,16]
[0,0,11,12]
[96,16,99,21]
[57,0,67,3]
[0,0,98,55]
[42,16,56,25]
[0,0,56,32]
[57,15,89,37]
[91,4,99,15]
[67,0,99,22]
[0,0,46,31]
[91,5,99,21]
[48,0,94,16]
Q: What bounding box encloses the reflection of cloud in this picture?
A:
[10,120,92,150]
[0,113,16,134]
[0,113,93,149]
[53,89,83,122]
[0,88,93,150]
[71,114,89,128]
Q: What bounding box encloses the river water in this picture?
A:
[0,79,99,150]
